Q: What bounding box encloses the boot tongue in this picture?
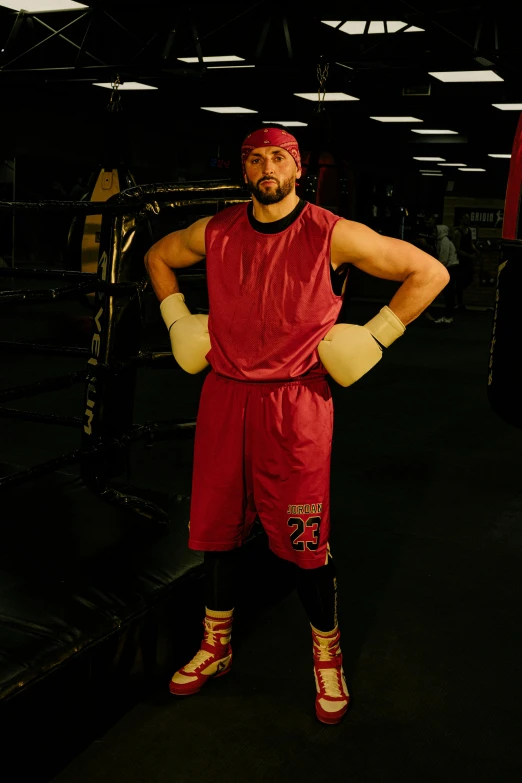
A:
[201,639,223,655]
[204,617,232,631]
[202,619,231,652]
[313,634,341,661]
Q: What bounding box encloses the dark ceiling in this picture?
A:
[0,1,519,176]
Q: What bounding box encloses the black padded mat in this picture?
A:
[50,307,522,783]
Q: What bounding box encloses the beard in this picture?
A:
[246,174,295,205]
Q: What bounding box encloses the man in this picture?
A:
[452,213,478,311]
[433,225,460,325]
[144,125,449,725]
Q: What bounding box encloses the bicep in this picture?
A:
[332,219,438,282]
[146,216,211,269]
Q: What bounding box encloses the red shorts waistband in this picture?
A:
[212,370,328,388]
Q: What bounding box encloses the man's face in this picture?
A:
[244,146,301,205]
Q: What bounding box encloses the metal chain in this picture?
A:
[108,74,122,112]
[317,62,329,105]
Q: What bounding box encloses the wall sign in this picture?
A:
[454,206,504,228]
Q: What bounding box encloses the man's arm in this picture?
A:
[144,216,212,375]
[331,219,450,325]
[144,216,211,302]
[318,220,449,387]
[438,237,450,269]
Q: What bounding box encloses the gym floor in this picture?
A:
[2,296,522,782]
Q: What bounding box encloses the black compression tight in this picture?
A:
[204,548,244,612]
[204,548,338,633]
[295,554,338,632]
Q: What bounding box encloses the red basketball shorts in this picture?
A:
[188,370,334,569]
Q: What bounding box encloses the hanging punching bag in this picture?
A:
[299,98,342,213]
[66,77,136,276]
[300,149,341,213]
[299,84,355,218]
[487,111,522,428]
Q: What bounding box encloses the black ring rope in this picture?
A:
[0,180,248,215]
[0,370,86,404]
[0,341,90,357]
[0,353,178,405]
[0,269,205,282]
[0,280,143,304]
[0,268,99,280]
[0,408,83,427]
[0,282,98,304]
[0,419,196,492]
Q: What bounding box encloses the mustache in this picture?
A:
[257,177,279,185]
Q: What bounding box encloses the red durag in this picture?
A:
[241,127,301,174]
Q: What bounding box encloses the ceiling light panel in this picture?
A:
[492,104,522,110]
[411,129,458,134]
[438,163,466,167]
[201,107,257,114]
[338,21,366,34]
[371,116,423,122]
[294,93,359,101]
[414,157,446,161]
[429,70,503,82]
[93,82,157,90]
[262,121,308,127]
[459,168,486,171]
[387,21,407,32]
[329,20,419,35]
[178,56,245,63]
[487,154,511,158]
[0,0,87,8]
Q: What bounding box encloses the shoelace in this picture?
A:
[314,639,344,698]
[183,647,214,672]
[183,622,229,673]
[313,637,340,662]
[317,666,343,698]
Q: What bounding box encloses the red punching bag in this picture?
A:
[299,150,340,213]
[298,96,342,213]
[487,111,522,427]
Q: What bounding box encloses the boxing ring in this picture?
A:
[0,182,248,503]
[0,181,289,778]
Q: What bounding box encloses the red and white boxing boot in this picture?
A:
[312,624,350,724]
[169,608,233,696]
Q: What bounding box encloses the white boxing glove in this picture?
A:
[160,293,211,374]
[318,306,405,387]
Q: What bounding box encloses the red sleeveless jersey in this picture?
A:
[204,201,345,382]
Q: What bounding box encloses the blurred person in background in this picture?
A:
[434,225,459,325]
[452,213,478,312]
